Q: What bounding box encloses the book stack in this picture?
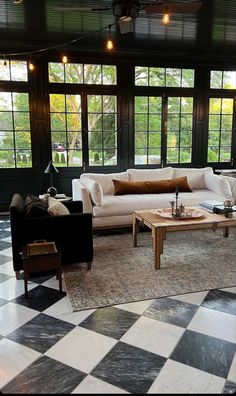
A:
[199,200,236,214]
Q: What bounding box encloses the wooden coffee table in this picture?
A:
[133,207,236,269]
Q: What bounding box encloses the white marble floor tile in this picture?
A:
[0,247,12,257]
[45,326,117,373]
[147,359,225,394]
[0,262,15,277]
[228,353,236,382]
[41,276,66,291]
[1,237,12,242]
[0,277,37,301]
[0,302,38,336]
[72,374,129,394]
[114,299,154,315]
[0,338,41,388]
[187,307,236,343]
[44,296,95,325]
[169,291,208,306]
[121,316,185,358]
[220,286,236,294]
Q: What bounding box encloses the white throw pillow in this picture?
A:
[47,197,70,216]
[127,167,173,181]
[204,173,232,198]
[173,167,213,189]
[80,172,128,195]
[81,177,103,206]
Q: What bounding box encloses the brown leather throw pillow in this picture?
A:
[113,176,192,195]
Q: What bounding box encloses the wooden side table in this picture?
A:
[22,241,62,298]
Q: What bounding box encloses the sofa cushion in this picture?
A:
[113,176,192,195]
[47,197,70,216]
[93,189,228,218]
[204,173,232,198]
[81,177,103,206]
[173,167,213,189]
[127,167,173,181]
[80,171,128,195]
[24,195,49,217]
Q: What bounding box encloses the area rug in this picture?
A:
[63,228,236,311]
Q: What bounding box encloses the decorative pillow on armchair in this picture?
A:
[24,195,49,217]
[47,197,70,216]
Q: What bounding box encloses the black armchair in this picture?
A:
[9,193,93,279]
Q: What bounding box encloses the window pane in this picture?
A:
[149,115,161,131]
[149,132,161,147]
[135,149,148,164]
[180,148,191,163]
[166,68,181,87]
[210,71,223,89]
[49,63,65,83]
[65,63,83,83]
[102,65,117,85]
[135,132,147,148]
[0,60,10,80]
[182,69,194,87]
[135,114,148,131]
[223,71,236,89]
[149,96,162,113]
[168,97,180,113]
[166,148,178,163]
[14,112,30,130]
[135,66,148,86]
[135,96,148,112]
[84,64,101,84]
[149,67,165,86]
[11,61,28,82]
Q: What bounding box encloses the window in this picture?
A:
[135,66,194,87]
[48,62,117,85]
[0,60,30,169]
[88,95,117,166]
[50,94,82,167]
[134,96,162,165]
[167,97,193,164]
[134,95,193,165]
[210,70,236,89]
[49,62,118,168]
[207,98,233,162]
[0,92,31,168]
[0,60,28,82]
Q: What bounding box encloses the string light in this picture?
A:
[3,54,7,66]
[162,8,170,25]
[28,58,35,71]
[0,0,161,59]
[62,55,68,64]
[106,25,114,51]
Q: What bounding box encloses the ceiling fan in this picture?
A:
[54,0,203,34]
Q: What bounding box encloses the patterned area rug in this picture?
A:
[63,227,236,311]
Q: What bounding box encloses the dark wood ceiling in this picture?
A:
[1,0,236,61]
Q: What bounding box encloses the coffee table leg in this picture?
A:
[223,227,229,238]
[153,227,163,270]
[133,216,139,247]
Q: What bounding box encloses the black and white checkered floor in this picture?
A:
[0,216,235,394]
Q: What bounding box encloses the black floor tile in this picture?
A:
[12,285,66,311]
[171,329,236,379]
[223,380,236,394]
[201,289,236,316]
[6,313,75,353]
[79,306,140,339]
[92,341,166,394]
[143,297,199,328]
[1,355,86,394]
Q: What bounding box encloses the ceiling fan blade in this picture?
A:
[145,1,202,14]
[54,6,111,12]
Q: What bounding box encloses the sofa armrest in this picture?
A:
[204,173,232,198]
[219,175,236,204]
[72,179,93,213]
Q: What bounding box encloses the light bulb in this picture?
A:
[28,62,34,71]
[107,39,114,50]
[62,55,68,64]
[162,10,170,25]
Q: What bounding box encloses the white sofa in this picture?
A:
[72,167,236,228]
